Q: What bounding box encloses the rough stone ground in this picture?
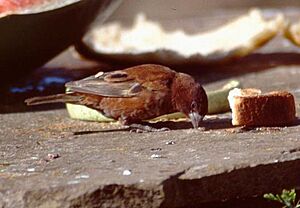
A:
[2,3,300,208]
[1,63,300,208]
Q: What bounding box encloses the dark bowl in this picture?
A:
[0,0,122,84]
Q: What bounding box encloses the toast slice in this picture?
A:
[228,88,296,126]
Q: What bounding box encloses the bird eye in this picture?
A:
[191,101,197,110]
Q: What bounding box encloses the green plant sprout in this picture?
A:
[264,189,300,208]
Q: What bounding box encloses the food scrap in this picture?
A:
[284,20,300,46]
[228,88,296,127]
[78,9,286,65]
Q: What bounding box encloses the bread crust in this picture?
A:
[228,89,296,126]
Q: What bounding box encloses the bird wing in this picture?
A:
[65,71,142,97]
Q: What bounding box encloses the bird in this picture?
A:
[25,64,208,131]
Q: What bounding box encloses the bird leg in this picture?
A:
[128,123,170,133]
[120,117,170,133]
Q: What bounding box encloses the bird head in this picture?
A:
[172,73,208,128]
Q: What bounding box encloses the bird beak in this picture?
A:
[189,112,203,129]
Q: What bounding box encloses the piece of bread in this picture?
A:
[77,9,286,65]
[228,88,296,127]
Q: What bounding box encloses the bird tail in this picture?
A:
[25,93,81,106]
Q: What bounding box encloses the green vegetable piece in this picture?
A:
[66,80,241,122]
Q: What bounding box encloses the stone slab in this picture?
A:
[1,65,300,207]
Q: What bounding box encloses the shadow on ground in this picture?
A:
[161,159,300,208]
[71,118,233,135]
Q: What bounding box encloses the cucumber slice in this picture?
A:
[66,80,241,122]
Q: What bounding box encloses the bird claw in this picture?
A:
[128,124,170,133]
[129,128,144,133]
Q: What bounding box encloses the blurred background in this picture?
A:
[108,0,300,29]
[111,0,300,18]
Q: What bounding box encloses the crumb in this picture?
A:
[44,153,60,162]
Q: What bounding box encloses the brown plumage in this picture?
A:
[25,64,208,129]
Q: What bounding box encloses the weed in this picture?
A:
[264,189,300,208]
